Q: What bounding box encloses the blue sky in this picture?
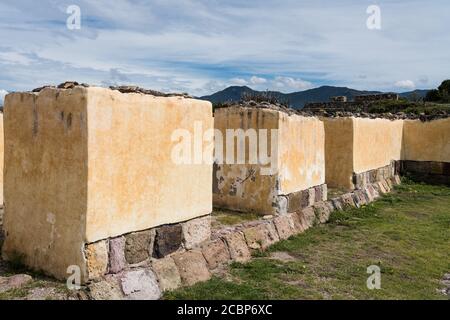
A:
[1,0,449,103]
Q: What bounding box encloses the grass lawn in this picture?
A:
[166,181,450,300]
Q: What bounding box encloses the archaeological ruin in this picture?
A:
[0,86,448,299]
[213,103,327,215]
[1,84,213,285]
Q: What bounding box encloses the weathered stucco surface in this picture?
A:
[213,107,325,214]
[322,117,403,190]
[85,87,213,242]
[2,87,213,281]
[3,88,89,281]
[322,117,354,190]
[278,112,325,194]
[352,118,403,174]
[213,107,280,214]
[403,118,450,162]
[0,112,4,206]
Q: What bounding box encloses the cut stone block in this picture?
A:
[109,236,126,274]
[287,192,302,213]
[182,215,211,250]
[308,188,316,207]
[341,193,356,208]
[286,212,304,234]
[314,185,323,203]
[353,190,367,207]
[120,269,161,300]
[154,225,183,258]
[313,202,331,224]
[221,231,251,263]
[151,257,182,292]
[86,240,109,280]
[201,239,231,270]
[172,250,211,286]
[125,229,155,265]
[273,215,295,240]
[331,198,344,211]
[297,207,317,230]
[88,276,124,300]
[242,222,279,250]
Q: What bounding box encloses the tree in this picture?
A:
[438,80,450,102]
[438,80,450,95]
[425,89,441,102]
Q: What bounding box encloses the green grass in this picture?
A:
[166,181,450,300]
[212,209,261,227]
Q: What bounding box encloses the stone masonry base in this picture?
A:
[401,160,450,186]
[85,176,400,300]
[276,184,327,214]
[352,160,400,190]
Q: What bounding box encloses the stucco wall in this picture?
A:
[3,88,89,281]
[403,118,450,162]
[213,107,325,214]
[2,87,213,281]
[213,107,280,214]
[0,112,3,206]
[322,117,403,190]
[352,118,403,174]
[322,117,354,190]
[278,112,325,194]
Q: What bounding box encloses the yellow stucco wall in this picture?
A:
[278,112,325,194]
[352,118,403,174]
[403,118,450,162]
[85,87,213,242]
[213,107,280,214]
[3,88,89,281]
[322,117,403,189]
[2,87,213,281]
[322,117,354,190]
[0,112,3,206]
[213,107,325,214]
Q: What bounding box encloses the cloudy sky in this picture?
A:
[0,0,449,103]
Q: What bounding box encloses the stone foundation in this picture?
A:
[401,161,450,186]
[85,215,211,283]
[352,161,401,190]
[276,184,328,214]
[87,176,401,300]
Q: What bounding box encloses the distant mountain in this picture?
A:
[398,89,430,100]
[200,86,430,109]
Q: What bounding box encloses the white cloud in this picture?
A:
[0,0,449,95]
[0,89,8,105]
[0,51,33,66]
[273,77,312,90]
[250,76,267,85]
[394,80,416,90]
[229,78,248,86]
